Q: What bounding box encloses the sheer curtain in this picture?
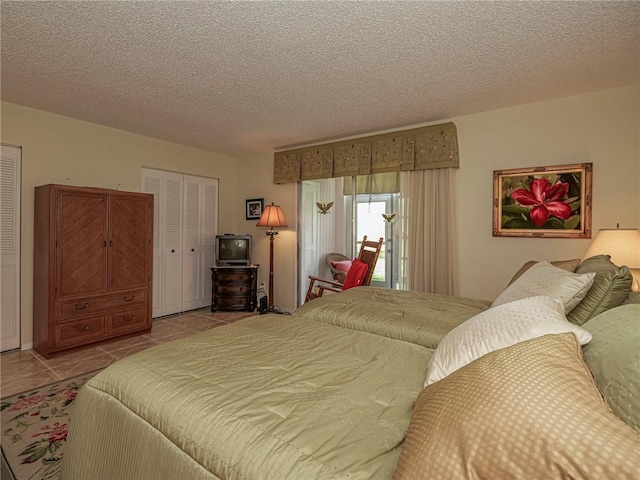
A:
[399,168,458,295]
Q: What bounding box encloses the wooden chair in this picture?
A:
[305,236,384,302]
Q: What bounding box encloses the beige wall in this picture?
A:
[1,101,240,348]
[235,157,298,312]
[3,84,639,346]
[241,84,640,303]
[455,85,639,299]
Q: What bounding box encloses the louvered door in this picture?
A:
[0,145,21,351]
[182,177,202,311]
[142,173,162,317]
[109,194,152,290]
[56,190,109,298]
[142,169,219,316]
[182,175,219,311]
[161,174,184,315]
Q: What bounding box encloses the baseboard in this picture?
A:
[20,343,32,351]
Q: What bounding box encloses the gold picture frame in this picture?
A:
[493,163,592,238]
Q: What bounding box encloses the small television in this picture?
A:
[215,234,252,266]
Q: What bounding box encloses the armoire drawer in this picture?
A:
[108,307,149,334]
[56,290,147,321]
[54,316,106,348]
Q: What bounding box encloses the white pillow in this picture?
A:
[492,260,595,313]
[425,295,592,386]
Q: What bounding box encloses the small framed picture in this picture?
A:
[246,198,264,220]
[493,163,592,238]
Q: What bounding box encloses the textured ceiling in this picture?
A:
[2,1,639,157]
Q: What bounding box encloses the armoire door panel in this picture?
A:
[56,191,108,298]
[109,195,151,290]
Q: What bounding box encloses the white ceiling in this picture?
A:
[2,1,639,158]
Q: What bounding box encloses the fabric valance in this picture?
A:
[273,122,459,184]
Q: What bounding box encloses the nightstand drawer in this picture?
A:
[215,296,251,310]
[216,284,250,295]
[216,272,252,283]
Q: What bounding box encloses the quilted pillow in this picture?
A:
[582,304,640,432]
[493,260,595,313]
[395,334,640,480]
[567,255,633,325]
[342,258,368,290]
[507,258,581,286]
[425,295,591,385]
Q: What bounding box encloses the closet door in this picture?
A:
[182,177,202,311]
[142,169,218,316]
[161,172,184,316]
[142,172,162,317]
[1,145,21,351]
[182,175,219,311]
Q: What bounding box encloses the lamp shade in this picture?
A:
[256,203,288,229]
[583,228,640,268]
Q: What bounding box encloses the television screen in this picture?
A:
[216,235,251,265]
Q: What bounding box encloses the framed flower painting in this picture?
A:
[493,163,592,238]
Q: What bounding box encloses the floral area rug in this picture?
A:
[1,371,100,480]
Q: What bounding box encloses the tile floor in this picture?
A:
[0,308,255,398]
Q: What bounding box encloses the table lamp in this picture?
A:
[583,225,640,292]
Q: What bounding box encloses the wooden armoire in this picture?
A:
[33,184,153,358]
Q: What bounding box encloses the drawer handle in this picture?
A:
[124,294,136,302]
[74,324,90,332]
[75,302,89,310]
[124,315,135,322]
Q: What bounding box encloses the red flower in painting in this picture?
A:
[511,178,572,227]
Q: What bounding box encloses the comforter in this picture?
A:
[62,288,490,480]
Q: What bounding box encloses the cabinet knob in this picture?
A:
[125,315,135,322]
[191,248,195,252]
[75,302,89,310]
[74,324,90,332]
[124,294,136,302]
[171,249,175,253]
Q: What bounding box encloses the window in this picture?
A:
[298,174,400,303]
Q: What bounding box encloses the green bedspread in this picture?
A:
[63,314,433,480]
[294,287,491,349]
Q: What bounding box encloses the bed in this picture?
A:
[62,256,640,480]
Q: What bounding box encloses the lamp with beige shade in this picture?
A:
[583,225,640,292]
[256,203,288,312]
